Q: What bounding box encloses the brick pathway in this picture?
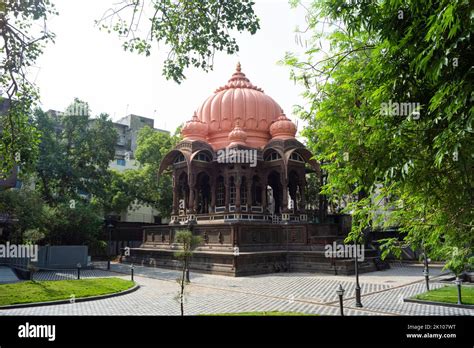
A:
[0,263,472,316]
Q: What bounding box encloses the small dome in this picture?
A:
[182,112,208,141]
[227,120,248,147]
[270,113,297,140]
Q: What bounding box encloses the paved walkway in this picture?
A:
[0,263,473,316]
[0,266,19,284]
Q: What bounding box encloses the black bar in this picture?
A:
[0,316,471,346]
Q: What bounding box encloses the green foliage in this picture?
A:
[174,229,203,260]
[414,285,474,305]
[34,99,118,205]
[1,99,119,246]
[0,187,47,243]
[97,0,260,83]
[0,0,56,176]
[444,247,474,277]
[42,200,104,246]
[284,0,473,270]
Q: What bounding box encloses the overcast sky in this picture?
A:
[34,0,310,134]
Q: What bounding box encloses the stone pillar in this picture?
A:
[224,177,230,212]
[194,186,199,213]
[299,181,306,213]
[172,177,178,215]
[281,180,289,213]
[261,178,267,212]
[210,178,216,213]
[246,180,252,209]
[235,176,241,212]
[188,186,195,213]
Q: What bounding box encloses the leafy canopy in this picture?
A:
[284,0,473,271]
[97,0,260,83]
[0,0,56,177]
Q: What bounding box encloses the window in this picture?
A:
[216,178,225,206]
[117,159,126,166]
[195,152,211,162]
[15,180,22,189]
[174,154,185,163]
[241,177,247,205]
[290,152,304,162]
[265,152,282,161]
[229,178,236,205]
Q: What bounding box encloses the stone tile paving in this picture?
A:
[0,262,472,316]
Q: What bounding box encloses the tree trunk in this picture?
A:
[180,259,187,316]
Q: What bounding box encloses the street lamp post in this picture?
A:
[336,284,345,316]
[354,240,363,308]
[77,263,82,280]
[423,252,430,291]
[131,264,134,282]
[107,222,114,271]
[455,277,462,305]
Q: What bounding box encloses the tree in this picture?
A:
[0,187,47,243]
[43,200,105,247]
[174,229,202,316]
[97,0,260,83]
[34,99,118,206]
[284,0,473,271]
[0,0,56,177]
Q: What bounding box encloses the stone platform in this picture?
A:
[125,221,386,276]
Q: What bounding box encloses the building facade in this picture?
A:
[126,64,382,276]
[109,114,169,224]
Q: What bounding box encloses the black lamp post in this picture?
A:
[77,263,82,280]
[131,264,134,282]
[354,240,363,308]
[423,252,430,291]
[107,222,114,270]
[455,277,462,305]
[336,284,345,316]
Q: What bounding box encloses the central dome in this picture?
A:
[193,63,284,149]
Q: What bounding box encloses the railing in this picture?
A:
[169,209,308,225]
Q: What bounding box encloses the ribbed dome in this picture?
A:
[270,113,297,140]
[181,112,208,142]
[194,63,283,149]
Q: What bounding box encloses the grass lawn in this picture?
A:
[414,285,474,305]
[0,278,134,306]
[205,311,316,316]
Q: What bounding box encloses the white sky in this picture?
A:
[35,0,310,134]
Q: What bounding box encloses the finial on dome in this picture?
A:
[236,62,241,72]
